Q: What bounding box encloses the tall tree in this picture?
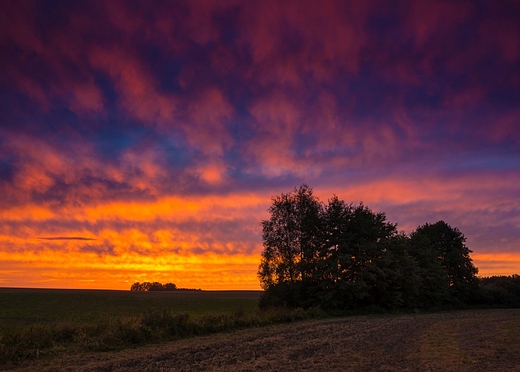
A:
[316,196,355,309]
[346,203,398,308]
[412,221,479,304]
[258,185,322,306]
[318,199,400,309]
[409,231,449,308]
[383,233,421,309]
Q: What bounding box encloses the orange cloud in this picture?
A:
[237,0,367,84]
[0,191,270,290]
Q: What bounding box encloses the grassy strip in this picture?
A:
[0,289,261,326]
[0,307,327,363]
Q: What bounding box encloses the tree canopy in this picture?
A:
[130,281,177,291]
[258,185,480,310]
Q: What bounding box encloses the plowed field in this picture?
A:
[7,309,520,372]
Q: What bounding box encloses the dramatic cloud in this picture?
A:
[0,0,519,289]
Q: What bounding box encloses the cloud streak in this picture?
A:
[36,237,98,241]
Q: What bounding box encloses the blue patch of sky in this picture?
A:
[0,88,38,131]
[93,72,118,107]
[0,157,17,182]
[463,154,520,171]
[452,18,477,50]
[183,44,214,79]
[231,171,304,194]
[346,71,400,121]
[34,106,80,136]
[93,123,149,159]
[488,84,520,109]
[90,65,185,162]
[278,22,306,57]
[403,86,445,111]
[211,4,241,44]
[88,73,183,160]
[228,110,256,140]
[364,3,404,45]
[474,54,520,98]
[325,57,403,122]
[34,0,80,44]
[438,147,520,175]
[156,133,195,169]
[223,147,249,178]
[144,44,184,95]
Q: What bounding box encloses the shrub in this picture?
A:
[0,306,331,364]
[140,311,194,338]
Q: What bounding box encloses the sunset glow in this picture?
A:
[1,1,519,290]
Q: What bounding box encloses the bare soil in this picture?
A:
[6,309,520,372]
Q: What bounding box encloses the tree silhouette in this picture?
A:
[258,185,481,310]
[408,231,449,308]
[163,282,177,290]
[412,221,479,304]
[480,275,520,307]
[258,185,322,306]
[130,281,178,291]
[317,198,401,309]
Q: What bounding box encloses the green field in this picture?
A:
[0,288,262,327]
[0,288,276,364]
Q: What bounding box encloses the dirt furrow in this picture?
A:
[6,309,520,372]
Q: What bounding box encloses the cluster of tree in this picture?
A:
[130,281,178,291]
[258,185,481,310]
[480,275,520,307]
[130,282,202,291]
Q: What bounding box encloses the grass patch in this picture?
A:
[0,288,330,364]
[0,288,260,326]
[0,307,328,363]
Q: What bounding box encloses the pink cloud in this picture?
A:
[485,108,520,143]
[236,0,368,85]
[0,1,44,54]
[245,93,306,176]
[88,47,176,124]
[406,0,472,46]
[478,10,520,63]
[0,4,107,115]
[182,87,234,155]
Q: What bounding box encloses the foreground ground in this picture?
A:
[6,308,520,371]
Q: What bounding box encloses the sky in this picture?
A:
[0,0,519,290]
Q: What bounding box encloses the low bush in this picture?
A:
[0,324,55,361]
[0,307,329,364]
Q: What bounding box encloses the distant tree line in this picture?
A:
[258,185,484,310]
[479,275,520,307]
[130,282,202,291]
[130,282,178,291]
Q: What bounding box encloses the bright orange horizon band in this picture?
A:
[0,193,267,290]
[1,252,518,291]
[1,185,518,291]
